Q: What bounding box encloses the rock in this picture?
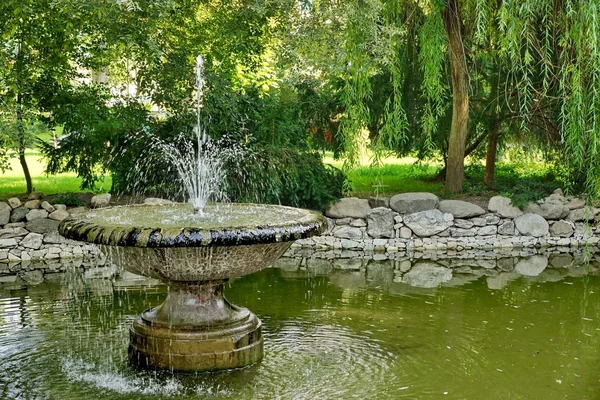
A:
[450,228,476,237]
[549,220,574,237]
[549,253,573,269]
[484,214,501,225]
[566,207,596,222]
[470,217,486,226]
[333,226,364,240]
[40,201,55,213]
[68,207,86,215]
[488,196,523,218]
[498,220,515,235]
[7,197,22,209]
[566,197,586,210]
[349,219,367,228]
[478,225,497,236]
[389,192,439,214]
[19,270,44,285]
[0,202,10,225]
[438,200,485,218]
[514,214,549,237]
[366,207,395,238]
[54,204,67,211]
[43,232,66,244]
[0,238,18,248]
[368,196,390,209]
[402,262,453,288]
[20,233,44,250]
[524,199,569,220]
[326,197,371,219]
[24,200,42,209]
[403,209,453,237]
[143,197,174,205]
[453,219,474,229]
[399,227,412,238]
[335,218,352,226]
[26,209,48,222]
[91,193,111,208]
[26,219,60,234]
[27,191,44,200]
[10,206,28,223]
[0,227,28,239]
[48,210,69,221]
[515,255,548,276]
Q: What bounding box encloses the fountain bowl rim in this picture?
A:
[58,202,327,248]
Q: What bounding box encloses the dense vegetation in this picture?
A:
[1,0,600,208]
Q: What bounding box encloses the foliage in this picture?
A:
[50,192,83,207]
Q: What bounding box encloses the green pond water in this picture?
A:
[1,257,600,399]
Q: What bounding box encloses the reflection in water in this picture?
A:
[0,253,600,399]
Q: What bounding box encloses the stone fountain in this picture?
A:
[57,56,326,371]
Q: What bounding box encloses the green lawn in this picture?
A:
[0,153,110,200]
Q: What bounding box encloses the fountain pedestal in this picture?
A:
[129,280,263,371]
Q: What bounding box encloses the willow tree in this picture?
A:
[304,0,600,195]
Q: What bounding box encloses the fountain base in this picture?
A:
[128,280,263,371]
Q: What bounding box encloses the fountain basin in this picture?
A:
[59,202,326,371]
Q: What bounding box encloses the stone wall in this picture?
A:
[288,190,600,256]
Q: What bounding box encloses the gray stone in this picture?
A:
[389,192,439,214]
[478,225,498,236]
[498,220,515,235]
[403,209,453,237]
[349,218,367,228]
[26,219,60,234]
[10,206,29,222]
[333,226,364,240]
[566,207,596,222]
[54,204,67,211]
[43,232,66,244]
[91,193,111,208]
[366,207,395,238]
[471,217,486,226]
[438,200,485,218]
[549,220,574,237]
[524,199,569,220]
[454,219,474,229]
[566,197,586,210]
[26,209,48,222]
[0,238,18,248]
[450,228,476,237]
[514,214,549,237]
[7,197,22,209]
[4,222,25,229]
[335,217,353,226]
[0,202,10,225]
[143,197,174,205]
[68,206,86,215]
[399,227,412,239]
[49,210,69,221]
[368,196,390,209]
[549,253,573,269]
[27,191,44,200]
[488,196,523,218]
[484,214,501,225]
[20,233,44,250]
[402,262,452,288]
[40,201,55,213]
[326,197,371,219]
[515,255,548,276]
[24,199,42,209]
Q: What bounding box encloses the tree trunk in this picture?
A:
[442,0,469,193]
[483,117,500,188]
[16,95,33,195]
[19,148,33,194]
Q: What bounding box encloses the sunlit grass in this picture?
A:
[0,153,110,200]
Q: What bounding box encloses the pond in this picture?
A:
[1,254,599,399]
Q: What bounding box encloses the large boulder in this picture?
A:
[524,198,569,220]
[366,207,395,238]
[438,200,485,218]
[403,209,453,237]
[389,192,439,214]
[10,206,28,223]
[91,193,111,208]
[549,220,574,237]
[488,196,523,218]
[326,197,371,219]
[566,207,597,222]
[0,202,10,226]
[20,232,44,250]
[514,213,549,237]
[26,218,60,234]
[26,209,48,222]
[7,197,22,209]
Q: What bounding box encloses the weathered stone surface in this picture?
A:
[498,220,515,235]
[26,218,60,234]
[41,201,56,213]
[49,210,69,221]
[91,193,111,208]
[54,204,67,211]
[7,197,22,209]
[20,233,44,250]
[402,262,452,288]
[389,192,439,214]
[366,207,395,238]
[0,227,28,239]
[566,197,586,210]
[471,217,486,227]
[26,209,48,222]
[27,191,44,200]
[349,219,367,228]
[514,214,549,237]
[43,232,66,244]
[478,225,498,236]
[0,202,10,226]
[10,206,28,223]
[143,197,174,205]
[368,196,390,209]
[514,255,548,276]
[333,226,364,240]
[403,209,453,237]
[488,196,523,218]
[566,207,597,222]
[326,197,371,219]
[24,199,42,209]
[450,228,476,237]
[524,199,569,220]
[438,200,485,218]
[68,206,86,215]
[0,238,18,248]
[399,227,412,239]
[549,220,574,237]
[454,219,474,229]
[549,253,573,268]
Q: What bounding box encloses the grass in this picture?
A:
[0,152,110,200]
